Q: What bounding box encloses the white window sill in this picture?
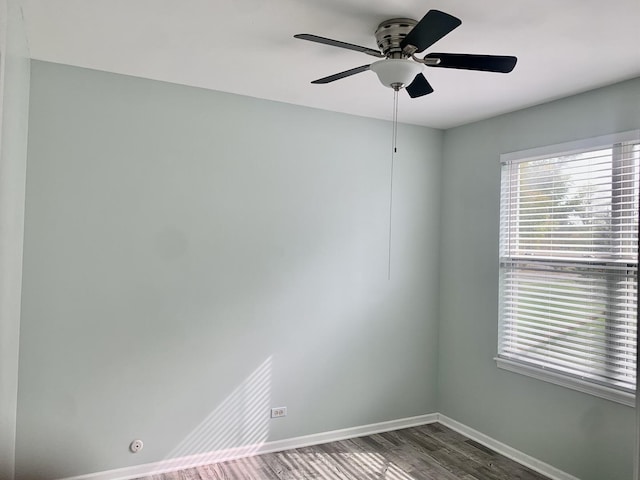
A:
[495,357,635,407]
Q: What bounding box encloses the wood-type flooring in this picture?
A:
[139,423,551,480]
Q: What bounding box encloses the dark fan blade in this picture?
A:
[400,10,462,54]
[425,53,517,73]
[405,73,434,98]
[311,65,371,84]
[294,34,384,58]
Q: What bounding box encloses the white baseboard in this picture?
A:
[60,413,439,480]
[60,413,580,480]
[437,414,580,480]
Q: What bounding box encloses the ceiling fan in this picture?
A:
[294,9,517,97]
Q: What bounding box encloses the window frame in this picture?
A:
[496,130,640,407]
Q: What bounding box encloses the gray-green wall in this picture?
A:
[13,58,640,480]
[439,77,640,480]
[16,61,443,479]
[0,0,30,478]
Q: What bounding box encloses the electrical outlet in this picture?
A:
[271,407,287,418]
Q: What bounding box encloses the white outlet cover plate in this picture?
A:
[271,407,287,418]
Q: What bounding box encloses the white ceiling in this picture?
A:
[19,0,640,129]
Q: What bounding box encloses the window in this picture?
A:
[497,131,640,406]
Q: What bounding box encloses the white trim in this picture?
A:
[58,414,439,480]
[496,357,635,407]
[500,129,640,164]
[58,413,582,480]
[437,414,581,480]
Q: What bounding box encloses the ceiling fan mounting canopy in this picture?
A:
[374,18,417,58]
[294,9,518,98]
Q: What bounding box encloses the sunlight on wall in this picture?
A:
[141,354,420,478]
[157,356,272,471]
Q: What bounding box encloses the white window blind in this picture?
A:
[498,135,640,399]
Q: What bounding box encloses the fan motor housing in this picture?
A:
[375,18,417,58]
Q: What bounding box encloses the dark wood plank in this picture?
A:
[411,425,549,480]
[346,434,458,480]
[316,440,380,480]
[295,445,354,480]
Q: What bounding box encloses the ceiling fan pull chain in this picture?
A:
[388,88,399,280]
[393,88,399,153]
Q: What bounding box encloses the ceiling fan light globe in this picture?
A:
[370,59,424,89]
